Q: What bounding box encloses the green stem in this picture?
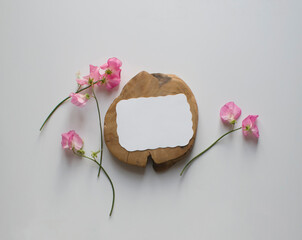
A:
[180,127,242,176]
[39,80,101,131]
[80,154,115,217]
[91,88,104,177]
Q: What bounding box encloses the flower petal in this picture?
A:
[76,78,88,85]
[105,76,121,90]
[72,132,83,150]
[251,125,260,138]
[107,57,122,70]
[67,130,75,149]
[242,115,252,128]
[110,69,121,79]
[61,133,70,149]
[232,103,242,120]
[249,115,259,125]
[242,128,249,136]
[89,65,98,74]
[89,65,101,81]
[100,62,109,70]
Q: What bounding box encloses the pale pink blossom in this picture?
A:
[100,57,122,78]
[77,65,101,86]
[100,57,122,89]
[220,101,242,124]
[70,92,89,107]
[86,64,101,82]
[61,130,83,150]
[242,115,259,138]
[76,71,88,86]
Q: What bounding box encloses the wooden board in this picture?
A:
[104,71,198,171]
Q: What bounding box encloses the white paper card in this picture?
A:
[116,94,193,151]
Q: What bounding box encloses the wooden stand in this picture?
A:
[104,71,198,171]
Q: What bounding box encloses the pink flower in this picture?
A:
[86,64,101,82]
[242,115,259,138]
[220,101,242,124]
[61,130,83,150]
[77,65,101,86]
[100,57,122,89]
[70,92,89,107]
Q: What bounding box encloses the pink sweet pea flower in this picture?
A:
[86,64,101,82]
[61,130,83,150]
[100,57,122,89]
[70,92,89,107]
[77,65,102,86]
[220,101,242,125]
[242,115,259,138]
[100,57,122,78]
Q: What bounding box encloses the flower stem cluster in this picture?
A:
[180,101,259,176]
[40,57,122,216]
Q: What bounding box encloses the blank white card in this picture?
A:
[116,94,193,151]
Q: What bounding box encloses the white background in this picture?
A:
[1,0,301,239]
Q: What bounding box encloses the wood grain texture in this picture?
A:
[104,71,198,171]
